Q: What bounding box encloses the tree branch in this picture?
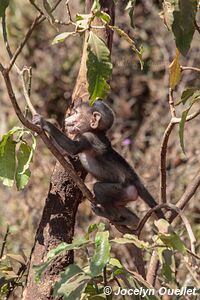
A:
[160,121,175,203]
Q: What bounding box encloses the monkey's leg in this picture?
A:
[93,182,139,226]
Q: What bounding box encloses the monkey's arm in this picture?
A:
[33,114,91,155]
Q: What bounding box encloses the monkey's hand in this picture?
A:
[32,114,50,133]
[32,113,43,126]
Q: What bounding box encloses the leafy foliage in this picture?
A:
[0,127,36,190]
[163,0,198,55]
[53,265,90,300]
[87,32,112,103]
[33,221,190,299]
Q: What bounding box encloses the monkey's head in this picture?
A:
[65,99,114,135]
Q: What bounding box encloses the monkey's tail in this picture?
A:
[135,181,165,219]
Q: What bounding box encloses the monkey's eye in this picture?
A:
[72,109,78,114]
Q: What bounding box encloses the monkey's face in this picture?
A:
[65,105,101,135]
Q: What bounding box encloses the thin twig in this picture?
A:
[146,250,159,286]
[66,0,74,23]
[2,14,13,59]
[181,66,200,73]
[2,12,22,74]
[194,19,200,34]
[186,249,200,260]
[0,62,4,72]
[29,0,44,15]
[171,108,200,124]
[184,263,200,287]
[168,88,176,118]
[0,225,10,258]
[36,0,64,25]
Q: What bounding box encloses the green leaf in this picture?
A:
[52,32,76,45]
[76,13,92,30]
[92,0,101,13]
[161,249,176,282]
[125,0,136,28]
[172,0,197,56]
[95,11,111,23]
[0,136,16,187]
[109,25,143,69]
[34,237,90,283]
[87,223,105,235]
[112,234,149,249]
[53,264,84,297]
[168,49,181,90]
[87,32,112,103]
[109,258,123,269]
[15,143,33,190]
[0,0,9,17]
[47,238,90,260]
[177,88,198,105]
[154,219,186,253]
[90,231,110,277]
[163,0,198,56]
[43,0,55,23]
[179,107,190,154]
[33,261,51,283]
[176,88,200,106]
[53,266,90,300]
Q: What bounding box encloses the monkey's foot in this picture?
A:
[92,204,125,222]
[91,204,139,228]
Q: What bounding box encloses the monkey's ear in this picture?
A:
[90,111,101,129]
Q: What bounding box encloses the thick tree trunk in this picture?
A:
[22,1,115,299]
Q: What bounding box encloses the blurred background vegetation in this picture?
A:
[0,0,199,298]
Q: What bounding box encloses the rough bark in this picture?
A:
[22,1,115,299]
